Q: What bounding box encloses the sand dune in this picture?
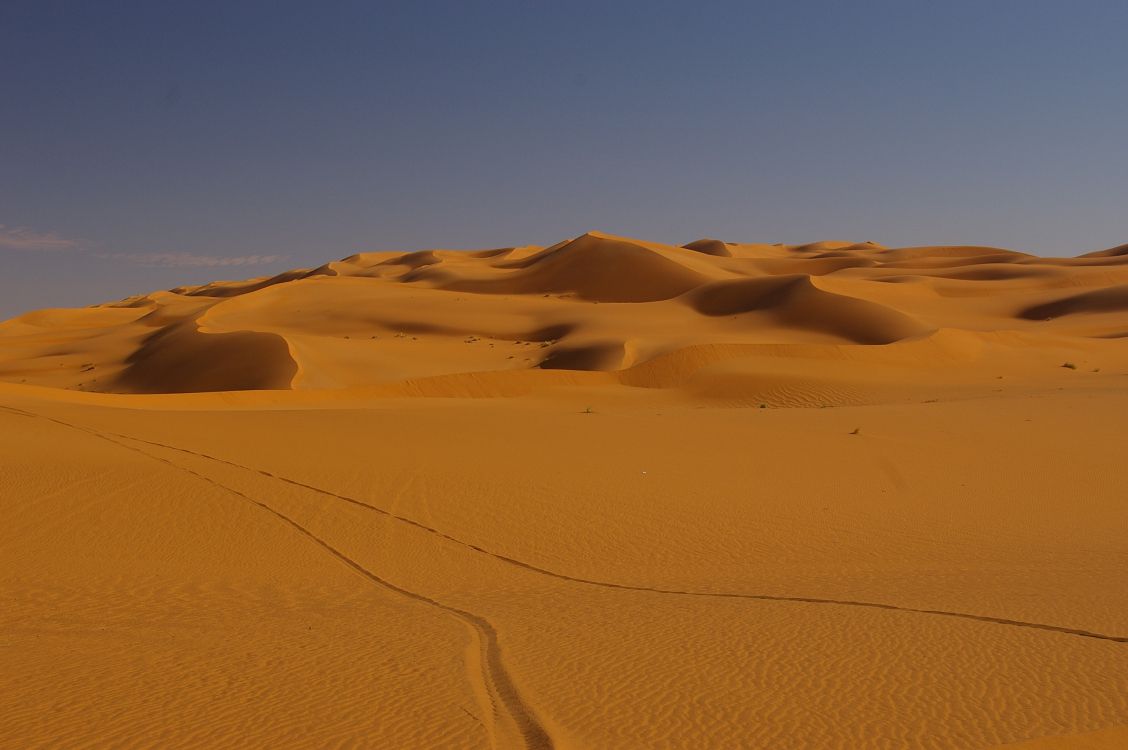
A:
[681,237,733,257]
[4,230,1128,397]
[1081,242,1128,258]
[1019,285,1128,320]
[684,275,930,344]
[2,231,1127,748]
[118,323,298,394]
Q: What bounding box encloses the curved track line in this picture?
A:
[0,404,552,750]
[4,403,1127,645]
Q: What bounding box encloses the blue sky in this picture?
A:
[2,1,1127,318]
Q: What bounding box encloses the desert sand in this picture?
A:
[2,232,1127,748]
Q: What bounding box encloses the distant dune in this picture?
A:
[3,230,1128,399]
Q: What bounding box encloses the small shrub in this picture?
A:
[1062,362,1077,370]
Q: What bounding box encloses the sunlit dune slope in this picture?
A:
[2,231,1128,399]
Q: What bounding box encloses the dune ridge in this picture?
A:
[3,231,1128,398]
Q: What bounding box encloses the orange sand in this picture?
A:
[2,233,1126,747]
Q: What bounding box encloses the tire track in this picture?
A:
[0,404,552,750]
[5,402,1127,646]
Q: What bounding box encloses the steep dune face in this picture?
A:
[113,322,297,394]
[1018,285,1128,320]
[2,231,1128,396]
[685,275,930,344]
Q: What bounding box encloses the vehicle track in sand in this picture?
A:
[0,403,553,750]
[5,401,1127,648]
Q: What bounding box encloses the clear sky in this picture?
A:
[3,1,1127,319]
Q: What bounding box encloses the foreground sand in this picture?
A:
[2,234,1127,747]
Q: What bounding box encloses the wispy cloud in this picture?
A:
[93,252,286,268]
[4,222,286,269]
[0,224,78,251]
